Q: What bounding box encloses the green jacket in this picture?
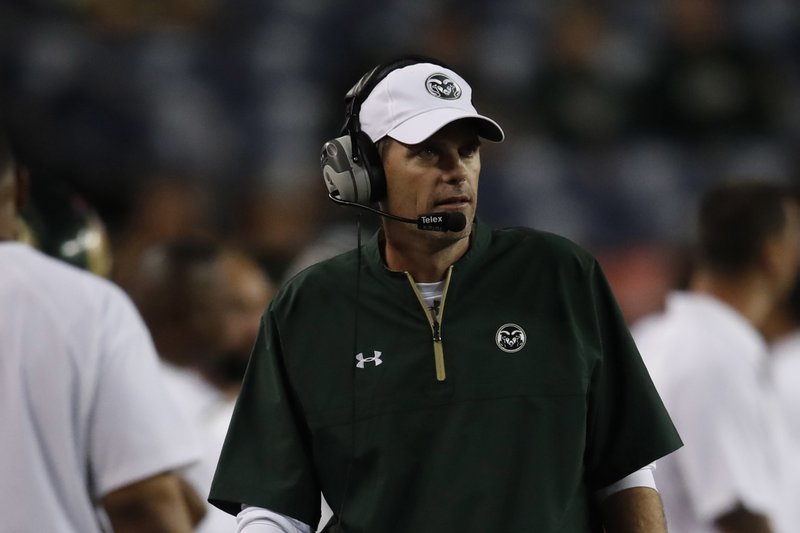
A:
[209,222,682,532]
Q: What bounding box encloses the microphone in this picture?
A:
[328,193,467,232]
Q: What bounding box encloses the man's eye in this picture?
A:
[416,148,437,160]
[461,144,480,157]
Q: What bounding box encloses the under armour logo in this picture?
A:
[355,351,383,368]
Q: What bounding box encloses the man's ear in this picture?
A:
[760,228,795,289]
[760,233,781,273]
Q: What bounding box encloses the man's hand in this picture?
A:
[600,487,667,533]
[714,504,774,533]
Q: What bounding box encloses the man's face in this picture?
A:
[212,254,274,383]
[380,120,481,241]
[775,200,800,296]
[220,254,273,351]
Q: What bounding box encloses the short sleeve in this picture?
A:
[583,260,683,489]
[209,310,321,527]
[89,288,201,496]
[667,360,778,521]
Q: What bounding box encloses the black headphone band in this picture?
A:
[341,54,451,138]
[321,55,451,205]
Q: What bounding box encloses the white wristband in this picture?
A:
[595,462,658,501]
[236,505,312,533]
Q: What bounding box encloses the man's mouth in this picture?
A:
[434,195,470,209]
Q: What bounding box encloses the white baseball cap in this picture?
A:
[359,62,505,144]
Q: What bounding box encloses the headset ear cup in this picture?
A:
[327,56,446,205]
[355,132,386,202]
[320,135,373,204]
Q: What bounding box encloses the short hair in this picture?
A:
[697,181,792,276]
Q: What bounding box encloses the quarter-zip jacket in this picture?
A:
[210,221,682,533]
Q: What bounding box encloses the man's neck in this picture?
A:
[198,366,241,400]
[0,167,19,239]
[761,302,798,344]
[0,211,15,241]
[690,270,777,330]
[382,227,470,282]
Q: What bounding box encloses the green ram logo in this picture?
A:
[495,323,526,353]
[425,74,462,100]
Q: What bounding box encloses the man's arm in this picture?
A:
[714,504,774,533]
[600,487,667,533]
[176,474,207,526]
[101,472,200,533]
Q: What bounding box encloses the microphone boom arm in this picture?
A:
[327,193,467,232]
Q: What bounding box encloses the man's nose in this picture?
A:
[439,150,467,181]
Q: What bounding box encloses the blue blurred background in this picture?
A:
[2,0,798,322]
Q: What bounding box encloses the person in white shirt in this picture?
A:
[762,274,800,524]
[762,277,800,444]
[0,133,205,531]
[127,238,280,533]
[633,181,800,533]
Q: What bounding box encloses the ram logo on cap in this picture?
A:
[425,74,462,100]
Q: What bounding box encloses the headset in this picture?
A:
[320,55,451,206]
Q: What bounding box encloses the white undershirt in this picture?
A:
[234,281,657,532]
[416,280,446,308]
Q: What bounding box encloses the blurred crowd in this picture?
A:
[1,0,799,324]
[3,1,800,531]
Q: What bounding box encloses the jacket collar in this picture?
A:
[363,219,491,277]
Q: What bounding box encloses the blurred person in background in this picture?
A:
[635,0,780,142]
[125,237,276,532]
[0,132,205,531]
[763,259,800,448]
[17,174,113,277]
[201,249,276,398]
[124,237,229,377]
[232,182,326,283]
[632,181,800,533]
[125,237,235,532]
[112,176,217,290]
[209,56,681,533]
[528,2,636,148]
[199,248,286,532]
[281,197,381,284]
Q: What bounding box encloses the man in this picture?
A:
[0,133,205,532]
[200,249,279,532]
[205,249,277,397]
[126,238,276,533]
[210,57,682,532]
[633,181,800,533]
[17,176,113,277]
[767,278,800,444]
[125,237,229,373]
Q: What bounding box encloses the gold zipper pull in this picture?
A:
[430,301,445,381]
[406,269,451,382]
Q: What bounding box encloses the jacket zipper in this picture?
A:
[406,266,453,381]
